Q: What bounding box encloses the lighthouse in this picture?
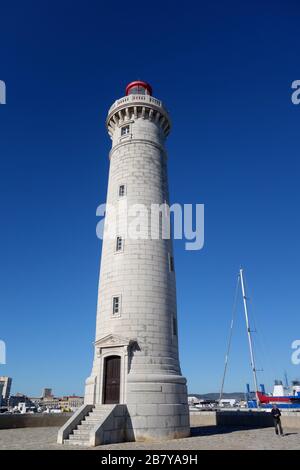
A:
[59,81,189,446]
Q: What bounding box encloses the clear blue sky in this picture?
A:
[0,1,299,397]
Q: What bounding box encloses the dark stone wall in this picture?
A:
[0,413,72,429]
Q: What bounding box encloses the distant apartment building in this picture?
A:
[42,388,53,399]
[0,376,12,399]
[60,396,84,409]
[29,390,84,410]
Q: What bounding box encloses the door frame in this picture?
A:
[102,354,121,404]
[94,334,136,405]
[96,346,128,405]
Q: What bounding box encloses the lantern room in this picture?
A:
[125,81,152,96]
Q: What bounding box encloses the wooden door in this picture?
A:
[103,355,121,404]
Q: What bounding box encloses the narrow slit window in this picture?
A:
[116,236,123,252]
[169,254,175,272]
[159,212,162,239]
[173,316,177,336]
[121,125,130,136]
[119,185,125,197]
[112,296,120,315]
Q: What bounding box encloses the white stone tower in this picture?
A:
[77,81,189,444]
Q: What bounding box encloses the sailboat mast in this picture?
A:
[239,268,260,406]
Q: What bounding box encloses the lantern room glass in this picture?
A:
[127,85,149,95]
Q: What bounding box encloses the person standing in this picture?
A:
[271,404,283,436]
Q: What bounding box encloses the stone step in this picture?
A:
[77,423,96,430]
[89,408,109,415]
[64,439,90,447]
[85,418,103,423]
[83,420,103,425]
[87,409,108,414]
[85,416,104,421]
[73,429,90,437]
[69,434,89,442]
[84,417,104,423]
[84,417,104,422]
[94,404,114,409]
[78,420,96,425]
[93,408,113,412]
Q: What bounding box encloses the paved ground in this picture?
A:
[0,426,299,450]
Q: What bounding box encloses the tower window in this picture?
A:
[121,125,130,136]
[119,184,125,197]
[172,316,177,336]
[159,212,162,239]
[169,254,175,272]
[112,296,120,315]
[116,236,123,252]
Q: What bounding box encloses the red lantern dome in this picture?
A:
[125,81,152,96]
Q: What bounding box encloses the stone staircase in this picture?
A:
[64,404,115,446]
